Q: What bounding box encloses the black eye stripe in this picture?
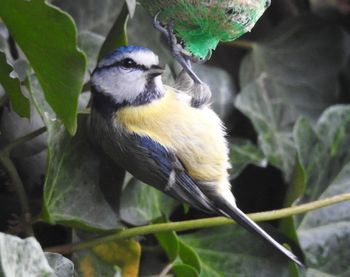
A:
[99,58,148,71]
[121,58,137,68]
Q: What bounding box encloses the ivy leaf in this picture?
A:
[180,225,291,276]
[294,105,350,204]
[30,76,121,231]
[98,2,129,61]
[41,116,122,231]
[74,240,141,277]
[155,230,201,276]
[52,0,124,35]
[0,51,30,117]
[235,74,297,181]
[236,15,349,181]
[171,265,199,277]
[55,0,174,65]
[240,15,348,122]
[280,105,350,253]
[120,178,178,225]
[45,253,74,277]
[230,140,268,179]
[298,163,350,275]
[0,0,87,134]
[306,268,336,277]
[0,232,55,276]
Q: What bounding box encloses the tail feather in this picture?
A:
[219,201,303,266]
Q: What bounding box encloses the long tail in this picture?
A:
[218,200,303,266]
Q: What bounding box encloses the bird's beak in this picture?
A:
[148,65,164,77]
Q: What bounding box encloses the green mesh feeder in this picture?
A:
[140,0,270,59]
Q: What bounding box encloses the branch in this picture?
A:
[1,126,46,155]
[0,155,33,236]
[0,126,47,236]
[45,192,350,254]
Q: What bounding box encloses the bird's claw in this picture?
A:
[153,12,168,37]
[153,12,203,84]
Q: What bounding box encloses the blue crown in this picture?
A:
[109,45,151,56]
[97,45,153,68]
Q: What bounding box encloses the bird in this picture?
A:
[89,45,303,266]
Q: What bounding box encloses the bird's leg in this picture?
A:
[153,13,212,107]
[153,12,169,38]
[153,14,203,84]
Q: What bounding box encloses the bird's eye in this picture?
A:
[121,58,137,68]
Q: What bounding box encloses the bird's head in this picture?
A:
[91,46,165,106]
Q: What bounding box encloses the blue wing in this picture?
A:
[129,134,217,213]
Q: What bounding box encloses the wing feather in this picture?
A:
[131,134,217,213]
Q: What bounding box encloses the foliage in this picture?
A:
[0,0,86,135]
[0,232,70,276]
[0,0,350,276]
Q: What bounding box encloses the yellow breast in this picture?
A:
[114,87,230,182]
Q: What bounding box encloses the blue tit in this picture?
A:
[89,45,302,266]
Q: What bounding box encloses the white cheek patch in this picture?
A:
[92,48,163,104]
[154,76,165,92]
[92,68,147,103]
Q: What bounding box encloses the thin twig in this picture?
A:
[45,193,350,254]
[0,155,33,236]
[1,126,47,155]
[0,126,47,236]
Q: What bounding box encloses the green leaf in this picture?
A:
[172,264,199,277]
[0,232,55,276]
[240,15,348,122]
[180,226,290,276]
[120,178,178,225]
[52,0,124,35]
[155,230,179,261]
[229,140,267,179]
[278,161,306,244]
[45,253,74,277]
[297,162,350,275]
[235,74,297,181]
[98,3,129,61]
[294,105,350,204]
[289,260,302,277]
[178,240,202,275]
[0,0,87,135]
[236,15,348,181]
[55,0,174,66]
[30,77,121,231]
[74,240,141,277]
[42,117,121,231]
[0,51,30,117]
[306,268,335,277]
[155,230,202,276]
